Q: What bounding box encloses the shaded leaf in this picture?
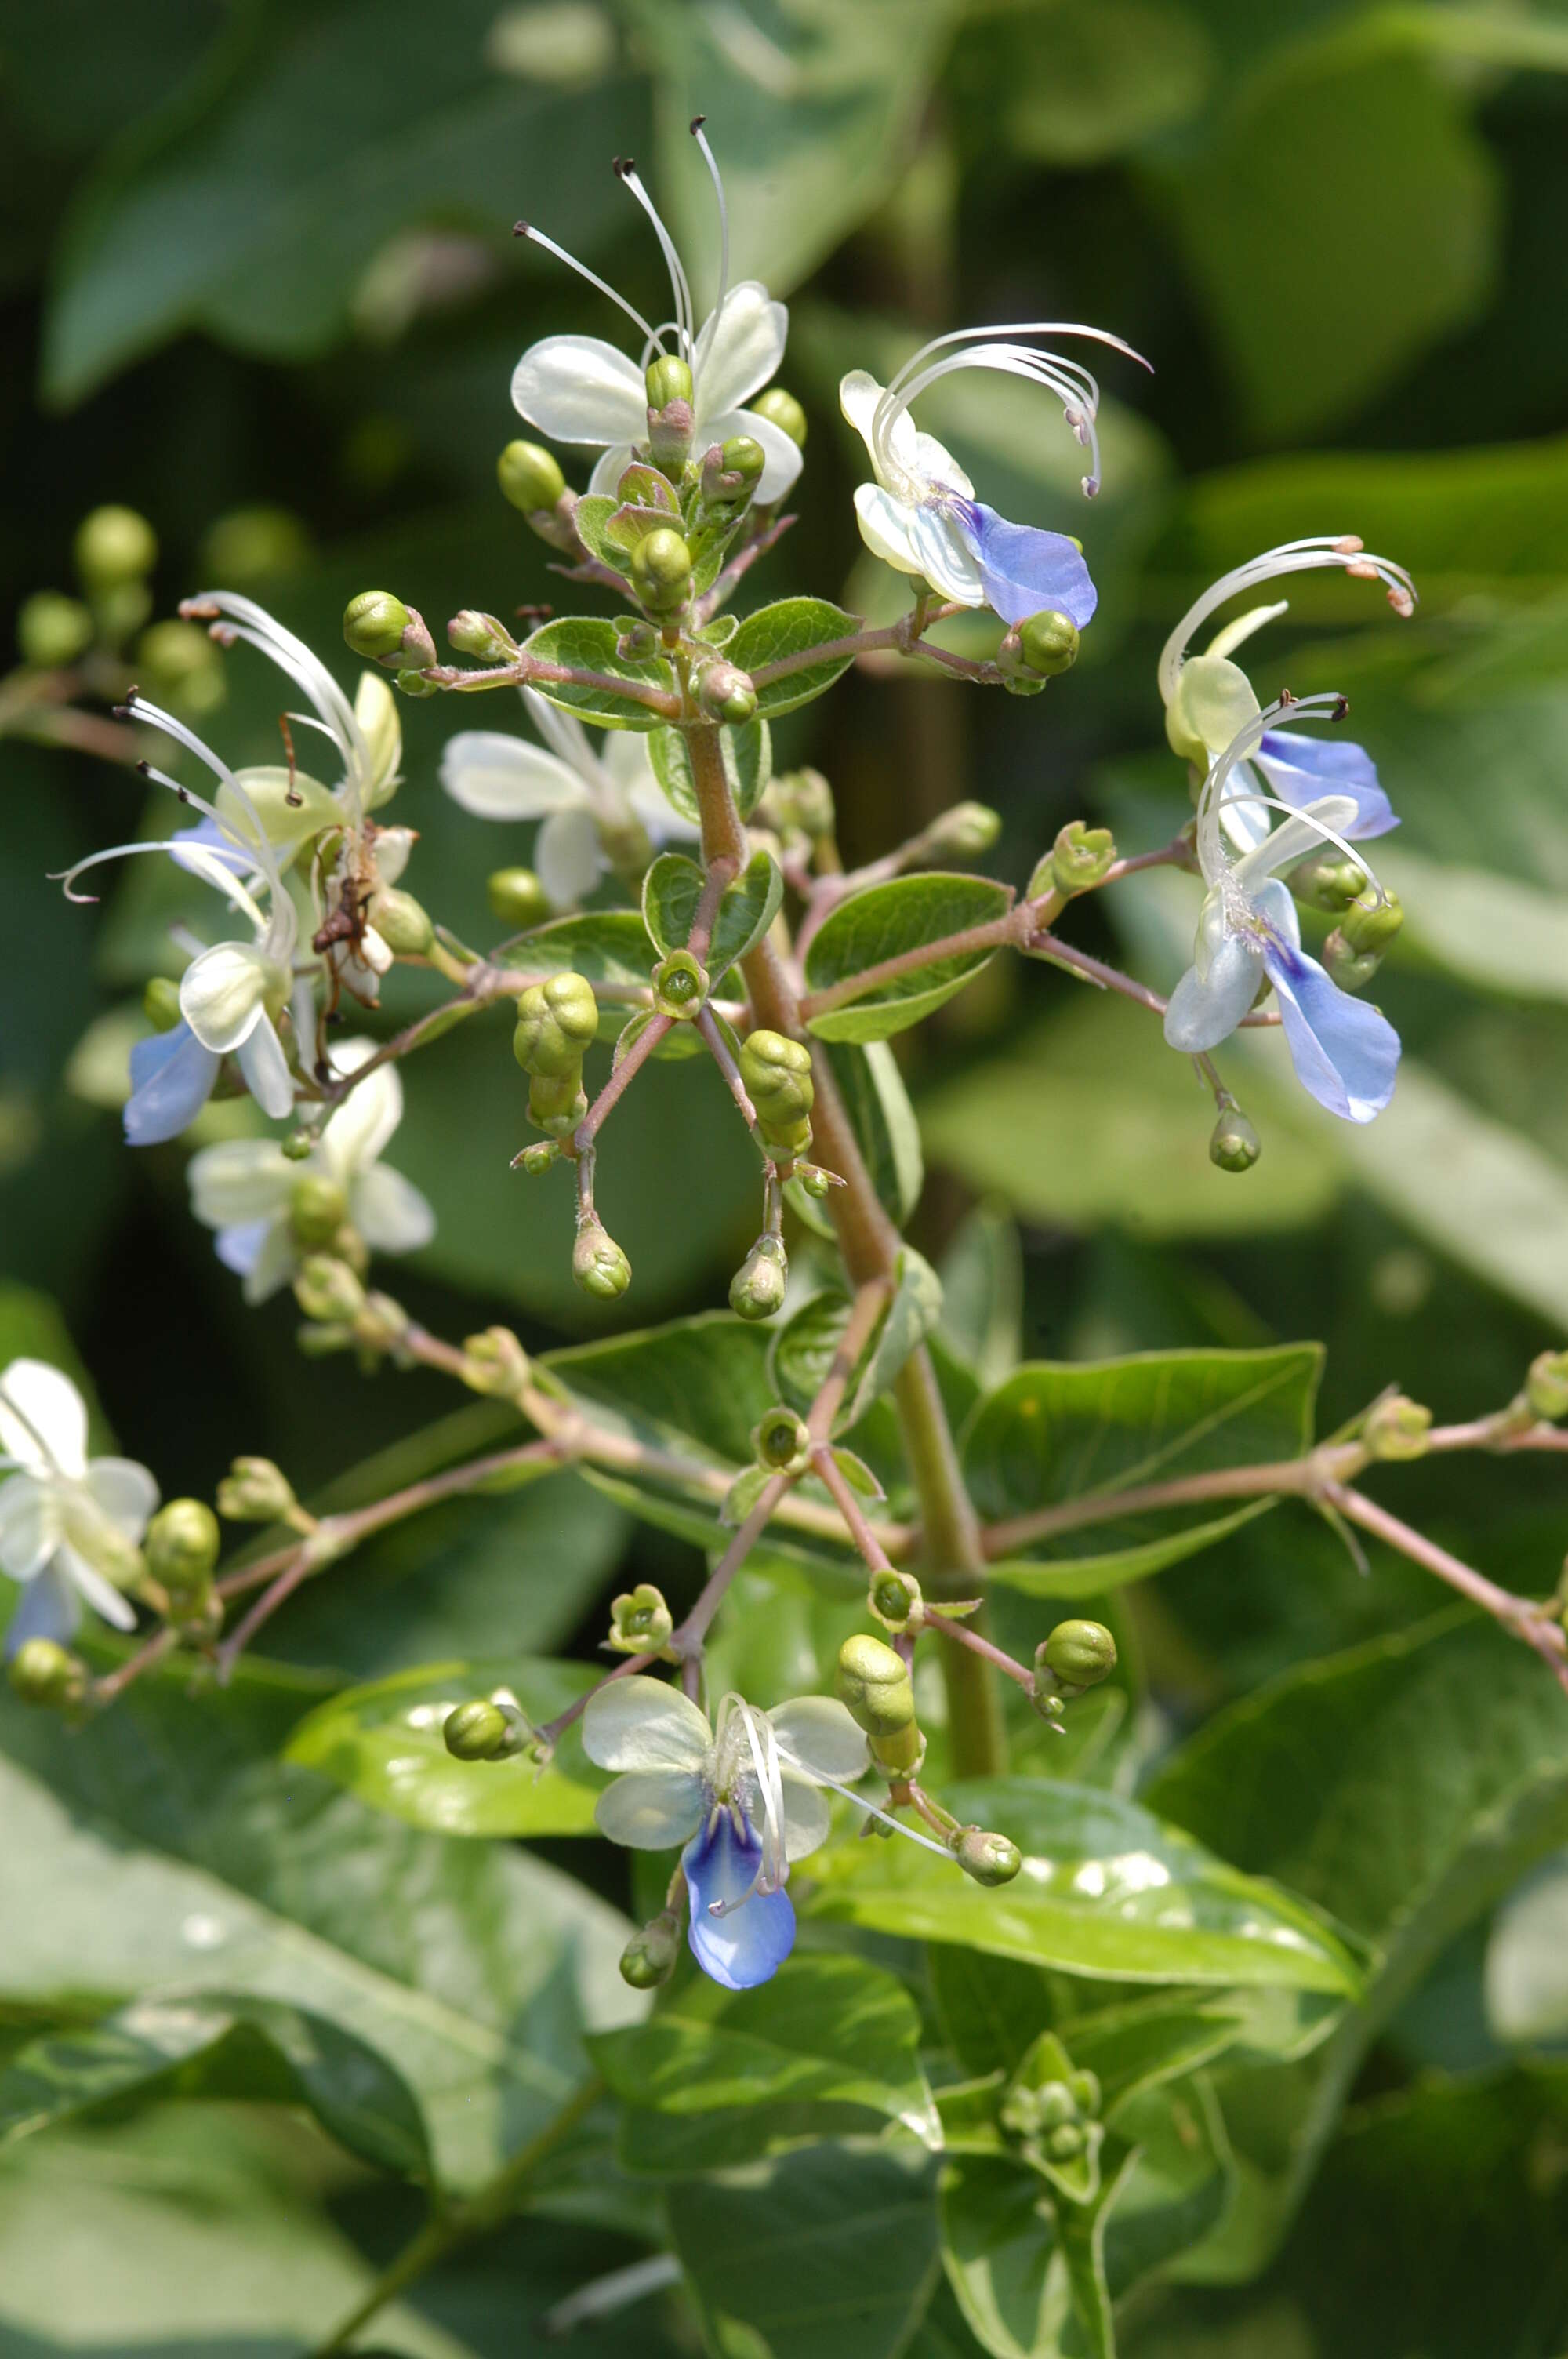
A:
[804,873,1014,1043]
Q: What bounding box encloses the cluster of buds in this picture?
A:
[514,971,599,1136]
[1323,884,1404,994]
[997,2031,1105,2197]
[292,1251,411,1367]
[216,1455,300,1525]
[1033,1617,1118,1721]
[834,1633,1020,1884]
[16,502,223,718]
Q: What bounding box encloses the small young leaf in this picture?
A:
[648,715,772,822]
[569,495,630,573]
[804,871,1013,1041]
[729,596,860,718]
[522,616,674,731]
[642,853,706,958]
[711,847,784,969]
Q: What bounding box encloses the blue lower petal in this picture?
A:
[949,500,1098,630]
[124,1023,222,1147]
[1257,730,1396,840]
[5,1561,81,1658]
[681,1810,796,1990]
[1262,936,1399,1123]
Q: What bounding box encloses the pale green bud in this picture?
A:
[281,1130,316,1162]
[1046,2121,1085,2159]
[751,1405,811,1472]
[836,1634,921,1772]
[514,972,598,1078]
[730,1237,787,1321]
[497,438,566,514]
[144,1498,220,1599]
[751,386,808,449]
[18,590,93,668]
[448,609,517,661]
[1288,852,1369,914]
[645,356,694,410]
[1527,1350,1568,1423]
[620,1910,682,1989]
[75,504,157,589]
[739,1030,814,1152]
[200,504,310,583]
[929,802,1001,859]
[1020,610,1080,678]
[289,1173,348,1249]
[514,1139,561,1176]
[7,1637,86,1709]
[700,436,764,510]
[143,976,183,1032]
[1322,932,1382,991]
[1039,1619,1117,1690]
[698,660,758,725]
[1339,889,1403,956]
[343,591,411,660]
[395,667,440,698]
[1210,1106,1261,1173]
[630,527,692,614]
[369,886,433,956]
[488,867,551,929]
[869,1570,923,1634]
[1067,2070,1101,2117]
[574,1223,632,1300]
[608,1583,674,1654]
[294,1253,367,1325]
[138,620,224,712]
[460,1326,530,1398]
[767,767,834,838]
[651,948,709,1020]
[444,1699,511,1761]
[1364,1394,1432,1462]
[1051,820,1116,896]
[528,1074,588,1137]
[216,1456,296,1523]
[954,1826,1023,1886]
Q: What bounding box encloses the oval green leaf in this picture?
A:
[804,872,1013,1042]
[521,616,674,731]
[729,595,860,718]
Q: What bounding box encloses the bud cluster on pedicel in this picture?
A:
[5,121,1555,2011]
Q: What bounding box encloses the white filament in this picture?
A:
[1159,539,1417,710]
[877,322,1149,501]
[515,220,666,358]
[689,118,731,371]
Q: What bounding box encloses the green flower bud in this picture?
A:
[751,386,808,449]
[7,1637,86,1709]
[1339,889,1404,956]
[497,438,566,515]
[369,885,433,956]
[929,802,1002,859]
[143,976,183,1032]
[395,667,440,698]
[139,620,224,714]
[722,434,766,484]
[1364,1394,1432,1462]
[768,767,834,838]
[1039,1619,1117,1690]
[290,1173,348,1248]
[18,590,93,669]
[700,437,765,511]
[739,1030,814,1152]
[460,1325,530,1398]
[836,1634,921,1772]
[1288,852,1369,914]
[645,356,694,411]
[1210,1105,1261,1173]
[296,1320,356,1359]
[797,1163,833,1199]
[630,527,693,615]
[200,504,310,583]
[751,1405,811,1472]
[281,1129,316,1162]
[448,609,517,661]
[75,504,157,589]
[294,1253,367,1325]
[608,1583,674,1654]
[652,948,710,1020]
[1019,609,1080,678]
[528,1074,588,1136]
[172,1588,225,1644]
[1047,2121,1085,2159]
[343,591,411,660]
[514,972,599,1078]
[954,1826,1023,1886]
[574,1223,632,1300]
[513,1138,561,1176]
[869,1570,923,1634]
[1051,821,1116,896]
[1527,1350,1568,1423]
[444,1699,511,1761]
[216,1456,297,1524]
[488,867,551,929]
[1321,931,1381,992]
[620,1910,682,1990]
[144,1498,220,1598]
[1066,2069,1101,2117]
[698,660,759,725]
[730,1236,788,1321]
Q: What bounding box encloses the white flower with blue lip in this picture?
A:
[441,688,698,907]
[1159,536,1414,855]
[0,1359,157,1655]
[187,1039,434,1304]
[1164,694,1401,1124]
[511,124,803,508]
[583,1676,874,1990]
[840,322,1148,627]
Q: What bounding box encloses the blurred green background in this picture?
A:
[5,0,1568,2348]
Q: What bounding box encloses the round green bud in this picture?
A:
[739,1030,814,1148]
[798,1165,833,1199]
[1364,1394,1432,1463]
[720,434,766,485]
[395,667,439,699]
[488,867,551,929]
[1527,1350,1568,1423]
[497,438,566,514]
[369,886,433,956]
[931,802,1002,859]
[1288,852,1368,914]
[7,1637,85,1709]
[645,355,694,411]
[343,591,411,661]
[514,1139,561,1176]
[1047,2121,1086,2160]
[630,527,693,613]
[870,1570,923,1633]
[200,504,310,583]
[216,1456,297,1524]
[699,660,759,725]
[460,1325,531,1398]
[1051,820,1116,896]
[1210,1107,1261,1173]
[954,1826,1023,1887]
[608,1583,674,1653]
[1032,2083,1077,2131]
[144,1498,220,1598]
[574,1225,632,1301]
[139,618,223,703]
[294,1253,367,1325]
[75,504,157,590]
[652,948,710,1020]
[730,1238,788,1321]
[1040,1619,1117,1689]
[281,1129,315,1163]
[1339,888,1403,956]
[835,1634,920,1771]
[290,1173,348,1249]
[620,1910,682,1990]
[143,976,183,1032]
[752,1405,811,1471]
[1321,931,1381,992]
[1019,609,1080,678]
[448,609,515,660]
[752,386,808,449]
[1066,2070,1101,2117]
[18,590,93,669]
[514,972,599,1079]
[444,1699,511,1761]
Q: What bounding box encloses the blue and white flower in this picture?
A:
[0,1358,157,1654]
[1164,694,1401,1124]
[441,688,698,907]
[186,1039,434,1305]
[1158,536,1414,854]
[511,125,803,506]
[840,323,1148,627]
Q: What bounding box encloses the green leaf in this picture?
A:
[768,1249,944,1429]
[511,907,658,985]
[940,2146,1136,2359]
[804,873,1014,1042]
[989,0,1213,163]
[789,1038,927,1240]
[642,846,784,969]
[521,616,676,731]
[729,596,861,718]
[571,493,633,576]
[0,1992,430,2179]
[1377,845,1568,1002]
[593,1953,939,2173]
[807,1778,1362,1996]
[648,716,772,823]
[285,1656,604,1837]
[939,1202,1024,1390]
[964,1344,1322,1596]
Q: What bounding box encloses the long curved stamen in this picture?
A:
[53,837,267,927]
[877,325,1149,500]
[688,117,731,372]
[801,1765,956,1859]
[1197,693,1356,885]
[124,693,286,907]
[181,593,372,822]
[1159,540,1417,710]
[513,220,666,358]
[736,1700,787,1897]
[615,159,694,363]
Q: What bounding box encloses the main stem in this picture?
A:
[684,721,1005,1776]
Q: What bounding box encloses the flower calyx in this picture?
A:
[1363,1393,1432,1462]
[459,1326,531,1399]
[651,947,709,1020]
[752,1405,811,1475]
[216,1456,298,1525]
[1000,2032,1104,2199]
[607,1583,676,1657]
[619,1907,684,1989]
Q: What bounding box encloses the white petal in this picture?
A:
[0,1475,59,1580]
[707,406,802,504]
[696,283,787,420]
[350,1163,435,1256]
[82,1458,158,1539]
[355,669,402,808]
[0,1360,89,1478]
[853,482,927,578]
[372,825,414,888]
[840,370,887,468]
[214,1219,274,1280]
[1163,936,1263,1052]
[236,1016,295,1120]
[319,1046,402,1178]
[511,333,648,446]
[769,1696,870,1783]
[1218,759,1272,856]
[56,1543,137,1631]
[187,1138,295,1230]
[913,427,971,501]
[588,442,639,499]
[180,942,270,1053]
[441,733,589,823]
[582,1674,712,1773]
[840,369,924,489]
[240,1221,303,1307]
[594,1768,707,1850]
[536,807,605,908]
[903,502,988,603]
[779,1776,832,1863]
